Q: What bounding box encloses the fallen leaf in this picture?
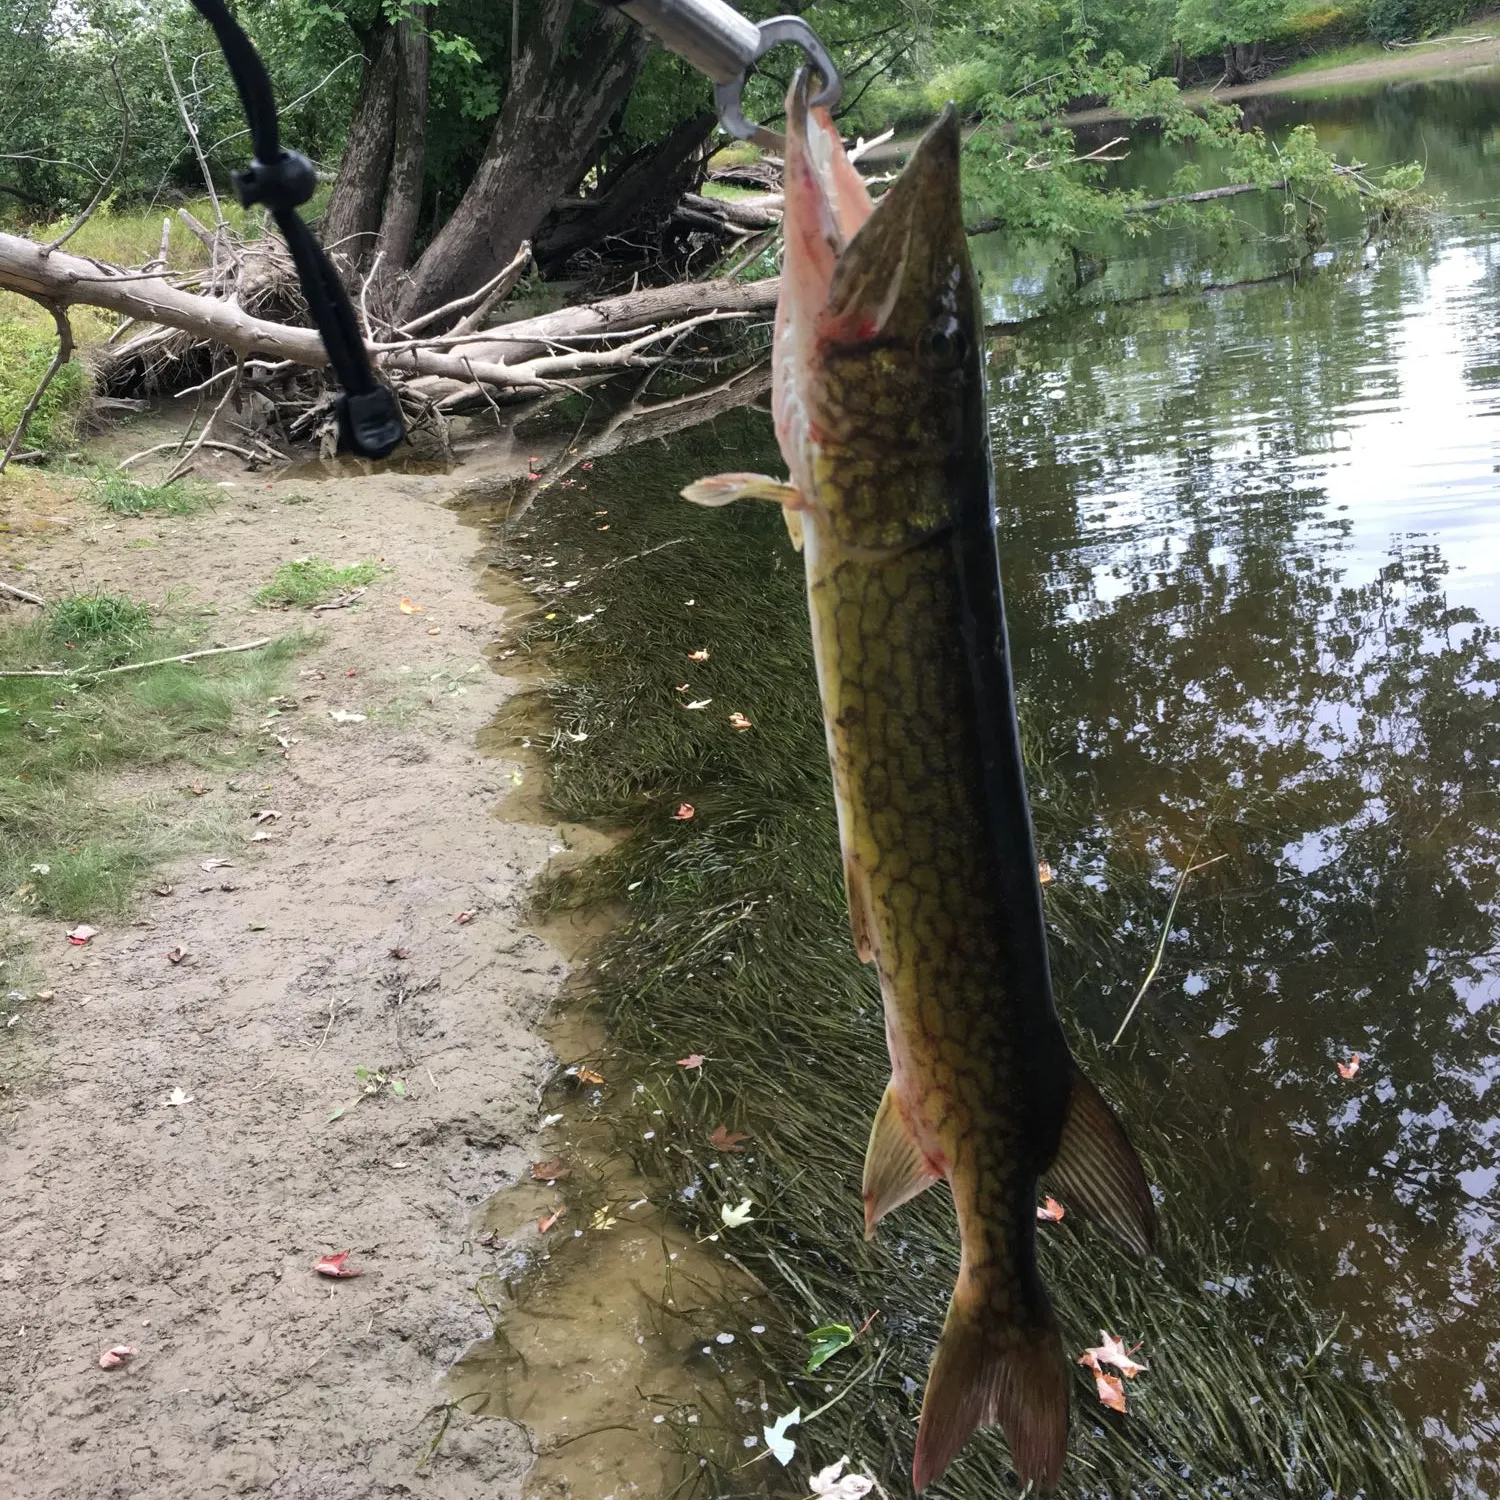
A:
[810,1457,875,1500]
[531,1159,570,1181]
[454,910,475,925]
[252,809,281,824]
[728,712,753,730]
[200,858,233,872]
[250,831,274,843]
[1036,1196,1066,1222]
[328,709,366,724]
[164,1087,194,1107]
[538,1208,564,1232]
[805,1321,855,1372]
[674,683,690,693]
[388,946,410,960]
[36,989,54,1001]
[153,884,174,897]
[98,1345,137,1369]
[683,698,712,710]
[166,946,188,965]
[1088,1362,1128,1413]
[677,1053,705,1069]
[1080,1330,1149,1379]
[581,461,593,470]
[671,803,695,820]
[590,1206,618,1229]
[1037,860,1055,885]
[188,780,208,796]
[313,1250,363,1279]
[1338,1053,1361,1080]
[709,1124,747,1152]
[576,1066,605,1085]
[66,925,97,946]
[398,597,423,614]
[721,1196,754,1229]
[688,649,710,661]
[762,1406,799,1465]
[427,626,441,635]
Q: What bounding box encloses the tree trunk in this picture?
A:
[535,109,717,268]
[375,10,430,275]
[322,20,398,266]
[398,0,652,320]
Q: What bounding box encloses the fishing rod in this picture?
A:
[185,0,840,457]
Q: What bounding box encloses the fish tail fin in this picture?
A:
[913,1270,1068,1492]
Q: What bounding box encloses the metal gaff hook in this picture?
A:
[605,2,841,149]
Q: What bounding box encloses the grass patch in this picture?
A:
[0,315,87,457]
[0,598,309,920]
[256,556,381,609]
[89,475,215,517]
[490,404,1431,1498]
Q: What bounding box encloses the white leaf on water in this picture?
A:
[810,1457,875,1500]
[763,1408,800,1466]
[683,699,712,711]
[720,1197,754,1228]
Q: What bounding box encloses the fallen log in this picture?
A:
[0,229,779,402]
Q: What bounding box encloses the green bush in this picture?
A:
[1365,0,1469,40]
[0,317,84,453]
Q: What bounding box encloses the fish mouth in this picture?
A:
[826,105,966,343]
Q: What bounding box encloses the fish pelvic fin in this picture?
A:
[862,1081,940,1239]
[1043,1061,1158,1259]
[913,1272,1068,1491]
[681,473,808,551]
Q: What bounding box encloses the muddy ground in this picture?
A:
[0,419,589,1498]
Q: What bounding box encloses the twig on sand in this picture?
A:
[0,580,45,606]
[1110,844,1229,1047]
[310,588,367,613]
[0,637,273,680]
[118,437,258,471]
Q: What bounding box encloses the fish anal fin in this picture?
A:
[913,1272,1067,1492]
[680,473,804,509]
[844,855,875,963]
[783,506,805,551]
[862,1081,939,1239]
[1043,1061,1158,1259]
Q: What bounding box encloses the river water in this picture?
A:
[487,65,1500,1500]
[970,68,1500,1493]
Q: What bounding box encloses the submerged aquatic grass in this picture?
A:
[494,403,1430,1498]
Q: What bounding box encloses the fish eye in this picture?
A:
[919,320,966,368]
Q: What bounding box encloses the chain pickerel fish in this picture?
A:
[683,73,1158,1490]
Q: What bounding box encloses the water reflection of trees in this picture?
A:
[992,287,1500,1485]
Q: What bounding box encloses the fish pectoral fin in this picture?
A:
[862,1081,940,1239]
[1043,1061,1158,1259]
[913,1273,1067,1492]
[844,855,876,964]
[680,473,804,509]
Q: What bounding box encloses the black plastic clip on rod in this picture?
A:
[187,0,405,459]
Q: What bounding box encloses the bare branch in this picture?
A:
[0,580,45,606]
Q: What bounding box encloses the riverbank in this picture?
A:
[0,421,579,1498]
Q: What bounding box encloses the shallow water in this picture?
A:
[477,66,1500,1498]
[975,68,1500,1494]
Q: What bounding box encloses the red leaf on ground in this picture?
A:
[98,1345,137,1369]
[314,1250,363,1279]
[531,1159,570,1181]
[1036,1196,1065,1222]
[66,925,97,946]
[709,1124,747,1152]
[727,712,752,730]
[165,946,188,965]
[576,1066,605,1085]
[1337,1053,1361,1080]
[454,910,475,925]
[538,1208,564,1232]
[677,1053,705,1069]
[671,803,695,821]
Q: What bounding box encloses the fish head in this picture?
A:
[775,81,984,554]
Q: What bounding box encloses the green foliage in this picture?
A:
[0,606,307,920]
[0,320,84,454]
[1365,0,1470,41]
[1175,0,1292,53]
[256,556,380,607]
[90,476,215,517]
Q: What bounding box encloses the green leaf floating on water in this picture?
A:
[805,1321,855,1373]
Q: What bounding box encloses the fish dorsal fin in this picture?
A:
[863,1081,940,1239]
[1043,1062,1157,1259]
